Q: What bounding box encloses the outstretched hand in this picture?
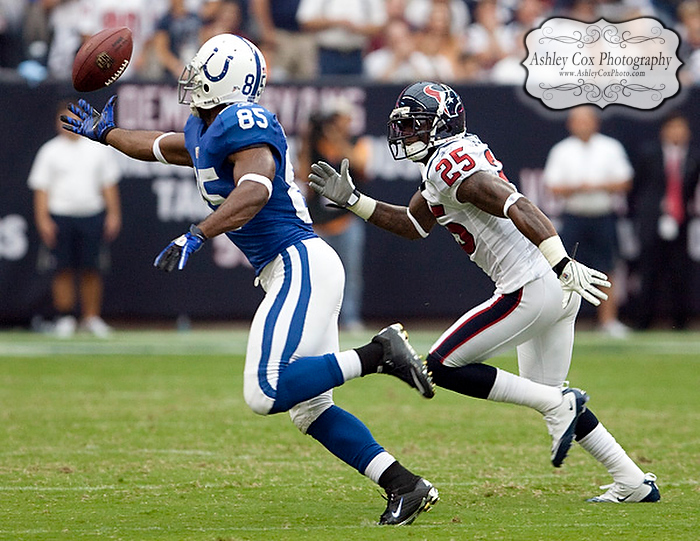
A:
[308,158,360,207]
[559,259,610,306]
[154,225,207,272]
[60,95,117,144]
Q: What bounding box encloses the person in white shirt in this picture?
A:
[543,106,633,338]
[364,18,449,82]
[297,0,386,75]
[28,100,122,337]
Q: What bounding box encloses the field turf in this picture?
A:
[0,327,697,540]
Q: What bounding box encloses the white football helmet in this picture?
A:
[178,34,267,112]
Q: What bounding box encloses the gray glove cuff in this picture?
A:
[189,224,207,240]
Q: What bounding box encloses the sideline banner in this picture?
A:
[1,81,699,324]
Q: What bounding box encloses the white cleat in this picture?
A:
[544,387,589,467]
[54,315,77,339]
[587,473,661,503]
[82,316,113,338]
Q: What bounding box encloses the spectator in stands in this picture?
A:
[464,0,510,75]
[415,0,463,81]
[297,0,386,76]
[43,0,91,81]
[195,0,221,21]
[554,0,658,19]
[629,112,700,330]
[249,0,317,81]
[297,99,371,331]
[385,0,409,22]
[556,0,598,21]
[458,51,488,81]
[404,0,469,38]
[199,0,247,45]
[0,0,25,68]
[152,0,202,82]
[491,0,545,84]
[21,0,50,64]
[80,0,165,81]
[677,0,700,85]
[543,106,633,338]
[364,18,449,82]
[28,100,122,338]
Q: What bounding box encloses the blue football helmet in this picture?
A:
[388,81,466,161]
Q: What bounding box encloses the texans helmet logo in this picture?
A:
[423,84,462,118]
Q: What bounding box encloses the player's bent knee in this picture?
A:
[289,391,334,434]
[243,385,274,416]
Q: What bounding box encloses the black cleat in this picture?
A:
[372,323,435,398]
[379,478,439,526]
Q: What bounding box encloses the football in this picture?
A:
[72,27,133,92]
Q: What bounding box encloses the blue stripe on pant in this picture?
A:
[257,242,344,413]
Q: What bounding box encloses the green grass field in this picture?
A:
[0,327,698,540]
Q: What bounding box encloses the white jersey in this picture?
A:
[421,134,551,294]
[542,132,633,216]
[27,134,121,217]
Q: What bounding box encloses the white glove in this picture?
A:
[308,158,359,207]
[559,259,610,306]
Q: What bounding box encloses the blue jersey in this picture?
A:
[183,103,316,273]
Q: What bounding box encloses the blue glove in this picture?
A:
[154,224,207,272]
[60,95,116,144]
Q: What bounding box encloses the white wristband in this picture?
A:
[503,192,524,217]
[538,236,569,268]
[348,193,377,221]
[152,132,176,164]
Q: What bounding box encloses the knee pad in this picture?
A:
[289,391,334,434]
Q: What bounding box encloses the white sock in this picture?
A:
[577,423,645,487]
[487,368,563,413]
[335,350,362,382]
[363,451,396,483]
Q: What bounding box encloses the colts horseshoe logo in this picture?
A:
[202,47,234,82]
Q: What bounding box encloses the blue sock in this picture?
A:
[270,354,345,413]
[307,405,384,474]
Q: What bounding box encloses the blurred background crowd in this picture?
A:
[2,0,700,338]
[2,0,700,87]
